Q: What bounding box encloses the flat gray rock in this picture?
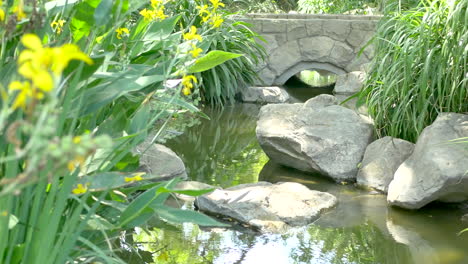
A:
[195,182,337,233]
[388,113,468,209]
[256,94,374,181]
[357,136,414,193]
[240,86,290,104]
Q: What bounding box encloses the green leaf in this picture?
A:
[70,18,91,42]
[78,74,164,115]
[79,171,158,191]
[188,51,243,73]
[143,16,180,41]
[84,214,115,230]
[129,104,150,134]
[153,205,228,227]
[8,214,18,229]
[118,184,163,227]
[94,0,114,26]
[63,54,106,82]
[157,187,215,197]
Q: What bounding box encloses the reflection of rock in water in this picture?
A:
[387,220,440,264]
[387,206,468,264]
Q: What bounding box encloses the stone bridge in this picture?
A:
[238,14,381,86]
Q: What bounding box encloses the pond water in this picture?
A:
[120,95,468,264]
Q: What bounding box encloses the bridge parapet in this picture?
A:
[236,14,381,85]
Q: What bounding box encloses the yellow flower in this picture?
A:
[51,19,66,34]
[67,155,86,172]
[210,14,224,28]
[0,0,4,22]
[182,75,197,92]
[201,14,211,23]
[140,8,155,21]
[1,211,7,216]
[189,43,203,58]
[124,173,144,182]
[115,27,130,39]
[196,5,210,16]
[183,26,202,41]
[151,0,163,8]
[209,0,225,9]
[12,4,26,21]
[8,81,43,110]
[72,183,88,194]
[182,87,191,95]
[153,7,167,21]
[17,34,93,92]
[73,136,81,144]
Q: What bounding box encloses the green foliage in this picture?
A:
[297,0,379,14]
[224,0,297,13]
[173,0,267,105]
[0,0,248,262]
[359,0,468,142]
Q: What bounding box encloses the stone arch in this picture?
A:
[274,61,346,86]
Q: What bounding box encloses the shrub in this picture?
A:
[359,0,467,142]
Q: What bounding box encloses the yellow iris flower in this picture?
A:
[209,0,225,9]
[0,0,4,22]
[72,183,88,194]
[140,6,167,21]
[51,19,66,34]
[181,75,197,96]
[8,81,44,110]
[150,0,163,8]
[183,26,202,41]
[12,4,26,21]
[115,27,130,39]
[17,34,93,92]
[124,173,144,182]
[189,44,203,58]
[210,14,224,28]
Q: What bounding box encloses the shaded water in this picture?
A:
[283,75,334,103]
[121,102,468,264]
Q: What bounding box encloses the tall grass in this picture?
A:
[359,0,467,142]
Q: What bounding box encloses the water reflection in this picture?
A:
[122,103,468,264]
[165,103,268,188]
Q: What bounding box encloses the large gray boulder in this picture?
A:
[334,71,366,95]
[256,94,374,181]
[357,136,414,193]
[388,113,468,209]
[240,86,290,104]
[195,182,337,233]
[135,143,187,180]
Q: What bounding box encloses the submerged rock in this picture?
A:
[195,181,337,233]
[135,143,187,180]
[240,86,290,104]
[388,113,468,209]
[357,136,414,193]
[256,94,374,181]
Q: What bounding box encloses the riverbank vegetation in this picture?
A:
[0,0,263,262]
[360,0,467,142]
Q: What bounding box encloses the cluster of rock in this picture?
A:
[136,70,466,233]
[254,71,468,210]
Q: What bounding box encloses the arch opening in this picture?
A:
[279,62,344,102]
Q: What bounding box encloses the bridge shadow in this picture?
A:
[283,69,336,103]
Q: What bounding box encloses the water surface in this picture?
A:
[121,101,468,264]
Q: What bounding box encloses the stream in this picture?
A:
[119,86,468,264]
